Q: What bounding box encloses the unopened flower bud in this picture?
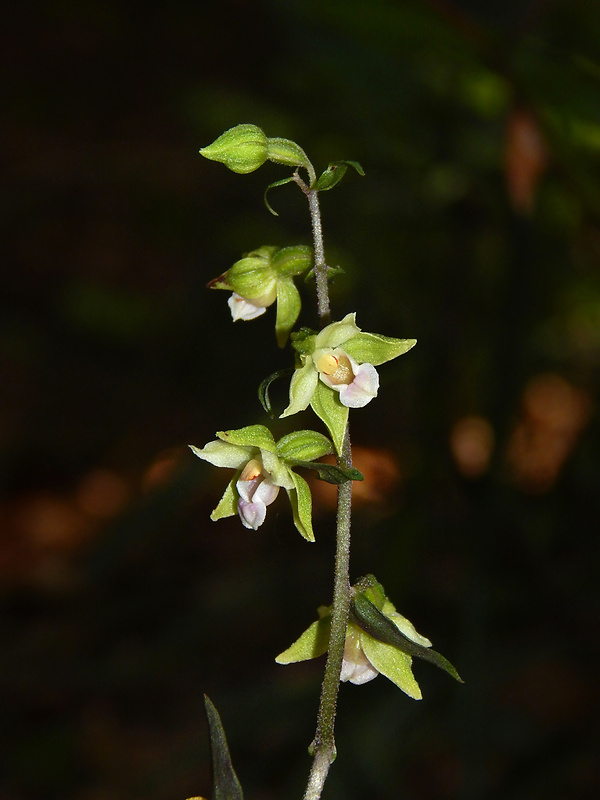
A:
[200,124,268,174]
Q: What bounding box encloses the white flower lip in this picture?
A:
[228,292,268,321]
[316,348,379,408]
[236,465,280,530]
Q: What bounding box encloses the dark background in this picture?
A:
[3,1,600,798]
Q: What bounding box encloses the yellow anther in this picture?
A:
[240,458,262,482]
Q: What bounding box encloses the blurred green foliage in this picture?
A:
[2,1,600,799]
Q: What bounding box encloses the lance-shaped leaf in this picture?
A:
[263,175,296,216]
[312,160,365,191]
[203,695,244,800]
[291,460,364,485]
[258,368,294,417]
[351,593,463,683]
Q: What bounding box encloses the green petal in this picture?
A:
[287,471,315,541]
[275,616,331,663]
[360,634,422,700]
[276,429,334,462]
[216,425,277,453]
[261,450,294,490]
[315,312,360,349]
[310,381,349,455]
[275,278,301,348]
[189,441,252,469]
[210,477,240,521]
[343,333,417,367]
[280,361,319,418]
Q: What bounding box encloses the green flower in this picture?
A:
[276,583,432,699]
[189,425,333,541]
[281,313,416,452]
[208,245,312,347]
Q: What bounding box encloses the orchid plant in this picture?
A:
[188,124,462,800]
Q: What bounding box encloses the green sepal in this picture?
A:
[343,333,417,367]
[291,460,363,485]
[263,176,295,216]
[267,137,312,171]
[359,632,422,700]
[272,245,313,277]
[208,246,278,302]
[351,594,463,683]
[310,381,349,455]
[216,425,277,453]
[203,695,245,800]
[275,614,331,663]
[311,160,365,191]
[200,124,268,175]
[258,368,294,417]
[210,476,239,521]
[276,429,334,462]
[315,312,360,349]
[287,470,315,542]
[275,278,302,348]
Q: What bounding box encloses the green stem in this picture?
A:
[307,189,331,326]
[303,428,352,800]
[301,175,351,799]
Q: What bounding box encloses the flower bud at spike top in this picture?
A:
[200,124,269,174]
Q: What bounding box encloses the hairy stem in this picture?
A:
[307,189,331,326]
[302,178,351,800]
[304,429,352,800]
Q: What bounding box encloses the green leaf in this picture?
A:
[291,460,363,485]
[276,429,334,461]
[343,333,417,367]
[351,594,463,683]
[288,470,315,541]
[217,425,277,453]
[311,160,365,191]
[309,381,349,455]
[275,278,302,348]
[263,176,295,216]
[275,616,331,663]
[305,264,345,282]
[258,368,294,417]
[203,695,245,800]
